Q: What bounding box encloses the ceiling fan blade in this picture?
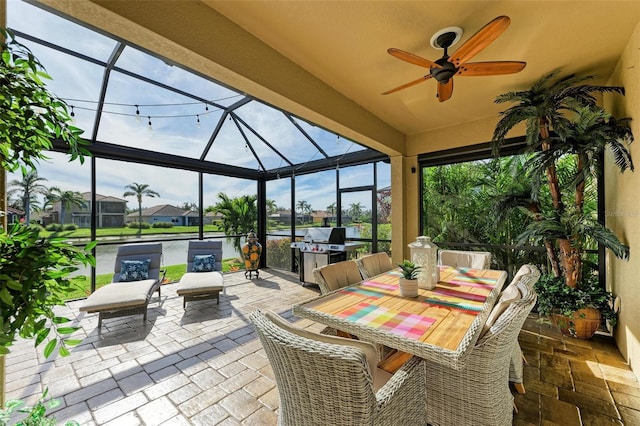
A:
[449,16,511,67]
[457,61,526,76]
[387,48,442,70]
[437,79,453,102]
[382,74,433,95]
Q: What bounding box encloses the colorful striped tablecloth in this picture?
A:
[293,265,506,358]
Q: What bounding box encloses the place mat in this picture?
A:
[431,287,488,302]
[339,287,385,300]
[420,296,484,315]
[337,302,436,340]
[360,280,398,291]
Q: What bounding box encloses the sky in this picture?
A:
[6,0,390,214]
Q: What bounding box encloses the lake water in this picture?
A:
[72,227,361,276]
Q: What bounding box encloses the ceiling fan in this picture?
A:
[382,16,526,102]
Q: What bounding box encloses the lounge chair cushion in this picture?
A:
[193,254,216,272]
[177,271,224,295]
[119,259,151,282]
[80,279,158,311]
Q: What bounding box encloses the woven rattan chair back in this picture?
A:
[424,268,539,426]
[355,252,393,280]
[313,260,362,294]
[438,249,492,269]
[250,310,429,426]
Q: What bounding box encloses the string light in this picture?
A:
[70,105,76,124]
[135,105,141,123]
[336,135,340,145]
[147,116,152,132]
[196,114,201,128]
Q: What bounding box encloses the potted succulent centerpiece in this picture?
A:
[492,71,633,339]
[397,260,421,298]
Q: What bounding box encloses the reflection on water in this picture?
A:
[72,227,363,277]
[73,236,241,276]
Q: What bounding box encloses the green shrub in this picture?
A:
[127,222,150,229]
[44,223,63,232]
[63,224,78,231]
[266,237,291,269]
[151,222,174,228]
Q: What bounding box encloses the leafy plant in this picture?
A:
[534,272,616,327]
[0,28,88,173]
[397,260,421,280]
[0,388,78,426]
[0,223,96,356]
[491,71,633,333]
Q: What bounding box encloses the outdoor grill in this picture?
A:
[290,227,364,285]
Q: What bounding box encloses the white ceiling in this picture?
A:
[205,1,640,137]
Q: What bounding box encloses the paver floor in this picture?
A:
[4,269,640,425]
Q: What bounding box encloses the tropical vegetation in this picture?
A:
[491,71,634,333]
[123,182,160,233]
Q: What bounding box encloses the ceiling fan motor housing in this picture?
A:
[431,57,457,83]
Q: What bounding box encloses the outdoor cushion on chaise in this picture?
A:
[176,240,224,308]
[79,242,163,329]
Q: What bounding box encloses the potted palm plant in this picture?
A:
[492,71,633,339]
[397,260,421,298]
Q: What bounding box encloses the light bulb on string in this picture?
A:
[70,105,76,124]
[336,135,340,145]
[196,114,201,128]
[147,116,153,132]
[245,143,249,152]
[135,105,141,123]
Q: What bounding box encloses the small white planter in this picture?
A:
[399,277,419,298]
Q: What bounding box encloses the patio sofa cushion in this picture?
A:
[80,279,158,312]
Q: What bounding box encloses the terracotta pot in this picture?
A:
[551,307,602,339]
[399,277,419,298]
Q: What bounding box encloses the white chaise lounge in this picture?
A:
[176,240,225,308]
[79,242,163,329]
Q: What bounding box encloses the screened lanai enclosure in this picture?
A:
[5,0,392,290]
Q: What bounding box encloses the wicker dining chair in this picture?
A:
[503,264,540,394]
[424,270,539,426]
[250,310,428,426]
[438,249,492,269]
[313,259,362,294]
[356,252,393,279]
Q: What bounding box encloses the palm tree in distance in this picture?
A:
[296,200,311,225]
[213,193,257,254]
[123,182,160,235]
[8,171,48,224]
[44,187,86,225]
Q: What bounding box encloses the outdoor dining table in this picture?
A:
[292,265,507,370]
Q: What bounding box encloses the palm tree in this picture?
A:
[492,71,634,288]
[123,182,160,233]
[213,193,257,254]
[348,202,363,223]
[296,200,311,224]
[44,188,87,225]
[7,171,48,224]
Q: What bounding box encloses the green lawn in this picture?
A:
[67,258,244,300]
[40,225,221,239]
